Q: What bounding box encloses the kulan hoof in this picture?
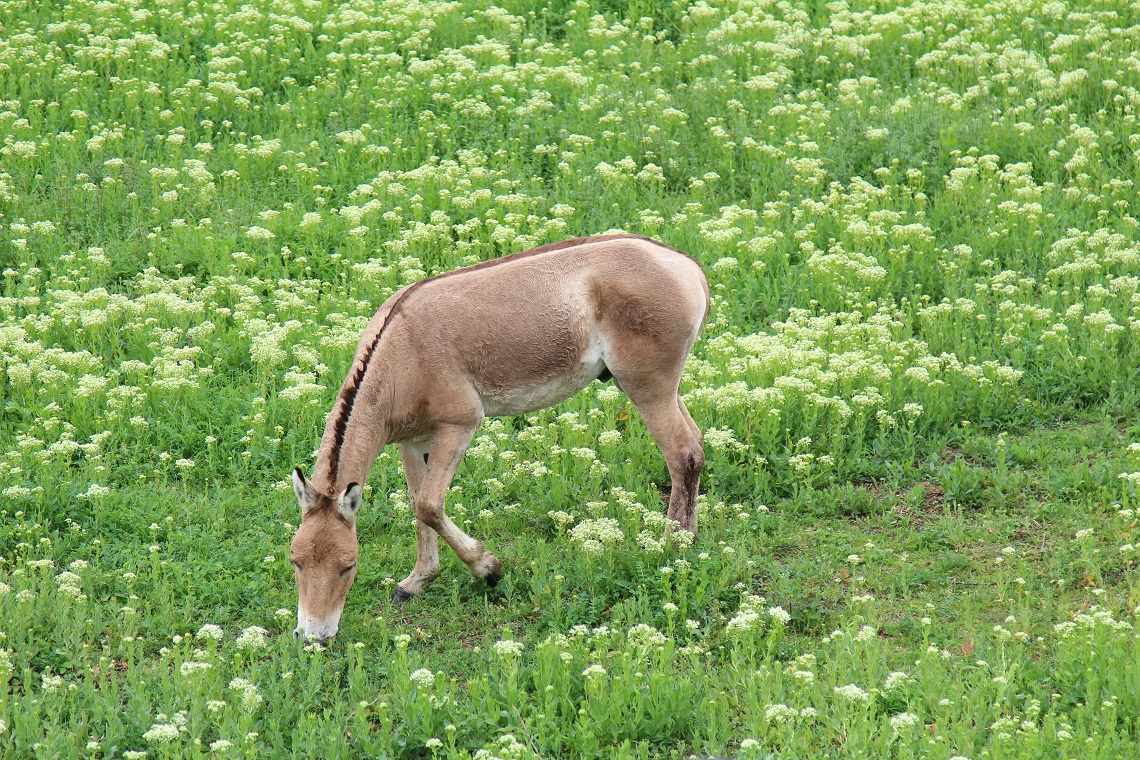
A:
[482,553,502,588]
[393,586,414,604]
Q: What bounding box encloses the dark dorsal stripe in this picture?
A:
[324,233,695,483]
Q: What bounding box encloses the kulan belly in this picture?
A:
[479,353,605,417]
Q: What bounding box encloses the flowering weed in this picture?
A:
[0,0,1139,756]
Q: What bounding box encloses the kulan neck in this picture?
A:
[311,356,395,497]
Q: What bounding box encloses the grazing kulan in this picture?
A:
[289,234,709,644]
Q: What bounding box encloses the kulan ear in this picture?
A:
[337,483,362,524]
[292,468,316,515]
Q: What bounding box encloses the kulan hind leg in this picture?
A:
[678,394,702,442]
[608,352,705,535]
[636,395,705,534]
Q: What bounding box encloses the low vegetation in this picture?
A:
[1,0,1138,757]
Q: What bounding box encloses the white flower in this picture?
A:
[627,623,667,648]
[570,447,596,462]
[55,571,81,588]
[792,670,815,684]
[637,529,664,553]
[764,703,797,723]
[883,671,909,690]
[82,483,110,499]
[547,510,574,531]
[833,684,870,703]
[767,606,791,624]
[705,426,747,453]
[235,626,268,650]
[228,678,263,711]
[582,664,607,679]
[58,584,86,601]
[196,624,224,641]
[143,723,181,744]
[245,225,275,240]
[598,430,621,447]
[493,639,523,658]
[210,739,233,752]
[569,518,624,554]
[180,661,212,676]
[726,609,761,634]
[890,712,920,733]
[410,668,435,688]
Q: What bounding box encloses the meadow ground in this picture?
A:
[1,0,1139,757]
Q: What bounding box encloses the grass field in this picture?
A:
[2,0,1140,757]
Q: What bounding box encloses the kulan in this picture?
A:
[289,234,709,644]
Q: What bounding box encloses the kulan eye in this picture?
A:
[340,561,357,577]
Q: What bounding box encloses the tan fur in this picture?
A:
[290,235,709,642]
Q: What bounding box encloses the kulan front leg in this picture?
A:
[394,442,441,602]
[411,423,502,586]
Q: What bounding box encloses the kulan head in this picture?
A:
[289,469,361,645]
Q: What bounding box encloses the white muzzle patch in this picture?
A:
[294,605,343,645]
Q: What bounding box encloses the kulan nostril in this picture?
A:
[293,628,301,640]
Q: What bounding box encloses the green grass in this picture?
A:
[1,0,1140,758]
